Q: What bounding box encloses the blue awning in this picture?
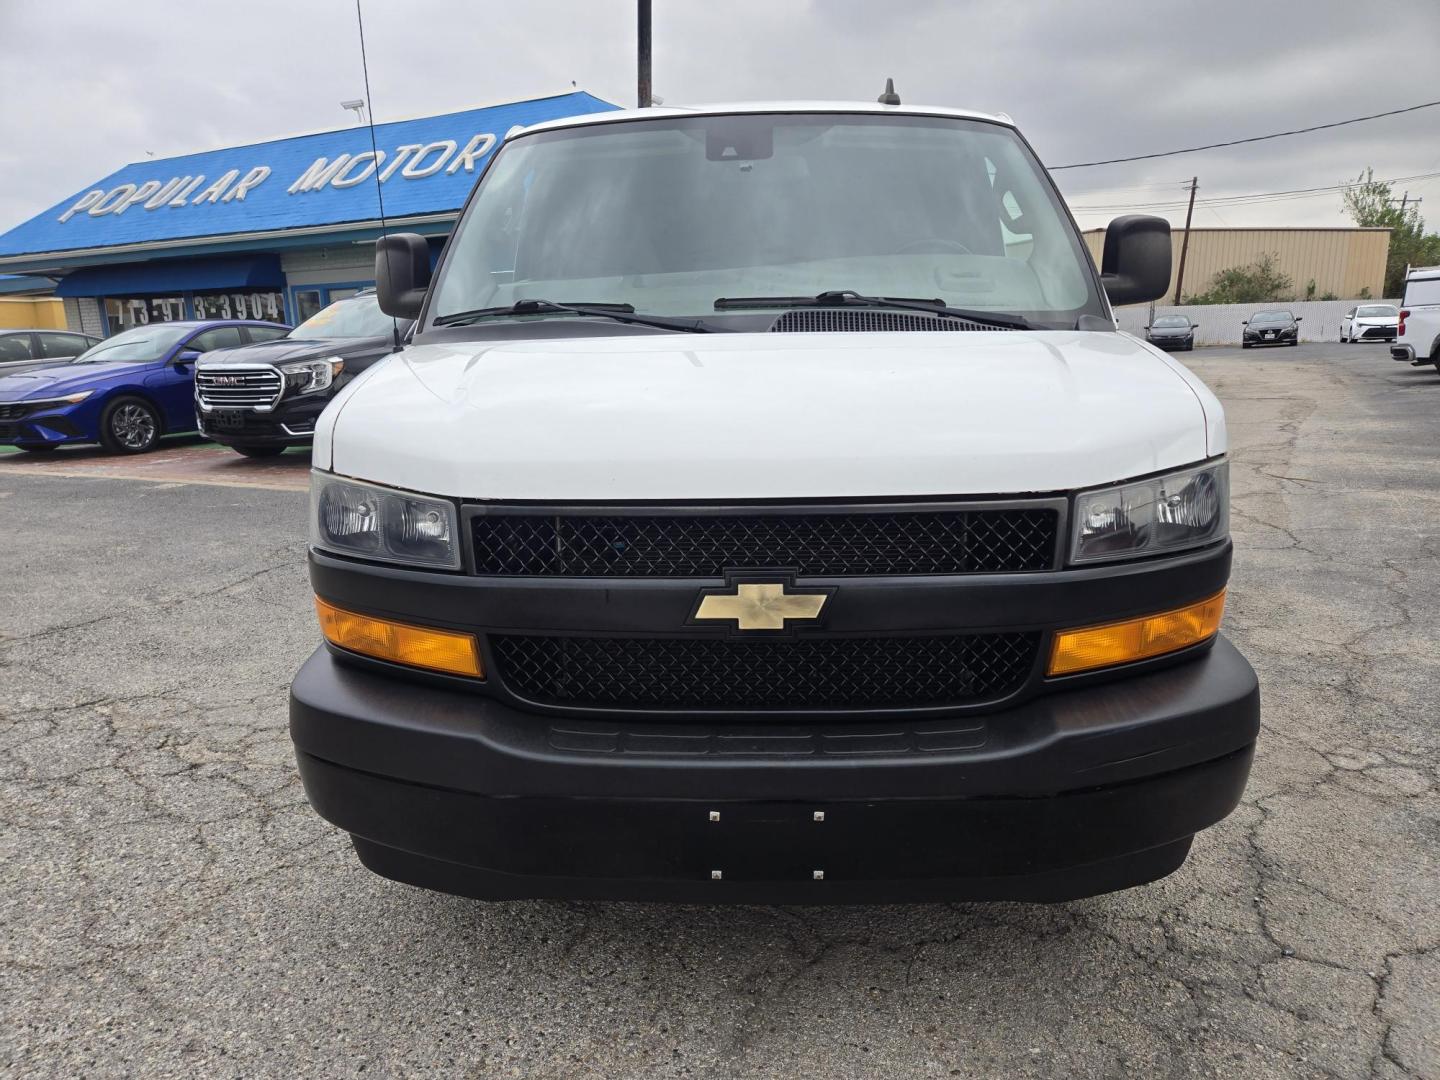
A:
[54,254,284,297]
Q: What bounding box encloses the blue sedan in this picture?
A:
[0,319,290,454]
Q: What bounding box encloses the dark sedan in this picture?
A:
[1242,310,1301,348]
[1145,315,1196,351]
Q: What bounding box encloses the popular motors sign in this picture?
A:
[58,133,495,223]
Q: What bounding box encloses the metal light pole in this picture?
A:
[637,0,652,108]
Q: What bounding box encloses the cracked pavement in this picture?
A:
[1,343,1436,1078]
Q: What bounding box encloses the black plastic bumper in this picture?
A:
[197,398,325,447]
[290,638,1260,902]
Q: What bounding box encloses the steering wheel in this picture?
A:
[895,237,973,255]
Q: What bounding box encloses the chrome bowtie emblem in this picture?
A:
[694,582,828,631]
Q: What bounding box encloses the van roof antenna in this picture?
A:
[877,78,901,106]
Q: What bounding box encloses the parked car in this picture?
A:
[1391,266,1440,371]
[0,328,101,374]
[1340,304,1398,343]
[0,319,288,454]
[1145,314,1196,351]
[290,100,1258,906]
[195,290,411,458]
[1242,310,1300,348]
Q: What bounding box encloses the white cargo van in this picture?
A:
[290,100,1259,903]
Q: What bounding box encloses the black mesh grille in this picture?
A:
[769,309,1015,333]
[0,403,36,421]
[471,508,1058,577]
[492,632,1038,711]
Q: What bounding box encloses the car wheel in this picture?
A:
[1290,339,1299,347]
[231,444,286,459]
[16,444,57,453]
[99,396,161,454]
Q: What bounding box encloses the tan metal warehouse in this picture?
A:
[1080,226,1390,305]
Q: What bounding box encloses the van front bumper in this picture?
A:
[290,637,1260,903]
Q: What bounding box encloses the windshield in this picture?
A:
[1250,312,1291,326]
[71,324,191,364]
[430,113,1104,330]
[291,294,396,339]
[1357,305,1397,318]
[1153,316,1190,327]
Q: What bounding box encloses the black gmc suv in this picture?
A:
[195,290,412,457]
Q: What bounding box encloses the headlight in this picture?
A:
[282,357,344,395]
[58,391,94,404]
[1071,460,1228,564]
[310,472,460,570]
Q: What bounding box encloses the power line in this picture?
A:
[1051,100,1440,170]
[1067,170,1440,213]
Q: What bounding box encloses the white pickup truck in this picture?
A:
[290,99,1259,903]
[1393,266,1440,372]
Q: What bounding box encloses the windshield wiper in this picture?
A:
[433,299,731,333]
[713,290,1031,330]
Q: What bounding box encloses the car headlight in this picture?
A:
[310,472,460,570]
[58,391,94,404]
[1071,460,1228,564]
[282,357,344,395]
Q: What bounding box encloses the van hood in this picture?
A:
[321,330,1222,500]
[0,361,150,400]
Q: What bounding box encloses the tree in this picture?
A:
[1184,253,1293,304]
[1342,168,1440,297]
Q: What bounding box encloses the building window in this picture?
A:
[105,296,187,329]
[193,290,285,323]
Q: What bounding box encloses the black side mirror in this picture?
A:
[1099,215,1171,307]
[1294,316,1303,322]
[375,233,432,320]
[1242,320,1249,326]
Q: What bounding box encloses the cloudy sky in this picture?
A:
[1,0,1438,235]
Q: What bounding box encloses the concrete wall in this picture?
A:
[1083,227,1391,304]
[1116,298,1401,345]
[0,296,66,329]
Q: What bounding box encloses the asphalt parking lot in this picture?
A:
[1,341,1437,1079]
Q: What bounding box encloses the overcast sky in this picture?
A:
[2,0,1438,235]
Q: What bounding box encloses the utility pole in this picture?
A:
[1172,177,1198,306]
[637,0,652,108]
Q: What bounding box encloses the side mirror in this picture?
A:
[175,350,201,365]
[1099,215,1171,307]
[375,233,431,320]
[1294,316,1303,322]
[1242,320,1249,326]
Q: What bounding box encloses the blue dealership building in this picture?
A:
[0,91,616,335]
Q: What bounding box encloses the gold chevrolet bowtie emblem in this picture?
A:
[694,582,828,631]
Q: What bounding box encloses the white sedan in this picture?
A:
[1340,304,1399,343]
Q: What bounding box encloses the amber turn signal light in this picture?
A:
[1048,590,1226,676]
[314,597,484,678]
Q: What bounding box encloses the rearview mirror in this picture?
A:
[375,233,432,320]
[1099,215,1171,307]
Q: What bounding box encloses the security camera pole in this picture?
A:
[638,0,652,108]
